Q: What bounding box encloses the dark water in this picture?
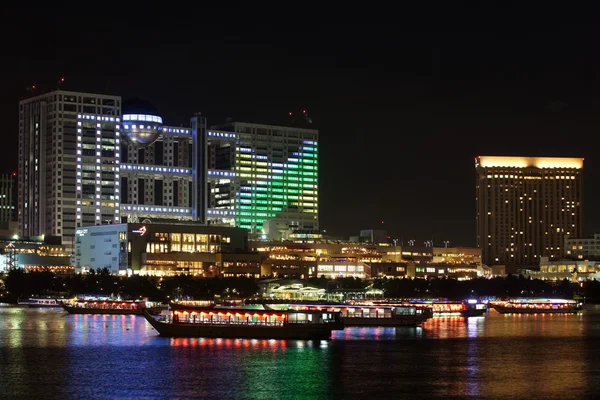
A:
[2,305,600,400]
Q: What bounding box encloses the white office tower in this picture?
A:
[19,91,121,250]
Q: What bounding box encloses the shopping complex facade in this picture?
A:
[72,223,487,279]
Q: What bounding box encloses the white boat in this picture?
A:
[17,298,63,307]
[490,298,582,314]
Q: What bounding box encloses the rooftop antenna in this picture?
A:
[288,109,313,126]
[26,84,37,97]
[302,109,312,124]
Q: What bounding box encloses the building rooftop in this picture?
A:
[476,156,584,169]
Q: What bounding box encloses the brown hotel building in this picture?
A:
[475,156,583,267]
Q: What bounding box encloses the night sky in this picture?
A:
[3,5,600,246]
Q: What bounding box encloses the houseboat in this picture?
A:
[61,299,166,315]
[169,300,216,311]
[358,299,487,317]
[274,304,433,326]
[17,297,64,307]
[490,299,582,314]
[142,306,344,339]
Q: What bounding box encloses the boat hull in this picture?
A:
[461,308,487,317]
[492,305,581,314]
[142,310,337,339]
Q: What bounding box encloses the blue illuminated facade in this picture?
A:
[118,101,206,224]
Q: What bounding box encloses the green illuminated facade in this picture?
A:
[206,122,318,238]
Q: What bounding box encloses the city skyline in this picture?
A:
[3,5,600,245]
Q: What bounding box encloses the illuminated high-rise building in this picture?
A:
[19,91,205,251]
[118,100,206,224]
[475,156,584,266]
[206,122,318,238]
[19,90,121,249]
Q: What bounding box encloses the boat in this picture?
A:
[142,305,344,339]
[490,299,583,314]
[356,299,488,317]
[17,297,64,307]
[169,300,216,311]
[61,299,166,315]
[272,304,433,326]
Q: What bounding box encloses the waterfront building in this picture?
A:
[0,236,71,273]
[565,233,600,260]
[18,91,205,251]
[206,122,319,238]
[250,240,483,279]
[73,222,259,276]
[475,156,584,266]
[257,280,327,301]
[523,257,600,281]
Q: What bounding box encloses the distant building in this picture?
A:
[19,91,121,250]
[73,222,256,277]
[18,91,205,252]
[0,174,16,223]
[0,236,70,273]
[250,240,482,280]
[0,173,18,237]
[475,156,584,266]
[359,229,388,244]
[565,234,600,260]
[206,121,319,237]
[527,258,600,281]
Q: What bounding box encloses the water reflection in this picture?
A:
[67,313,153,347]
[0,307,69,348]
[170,337,293,350]
[1,306,599,399]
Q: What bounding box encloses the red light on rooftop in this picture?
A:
[302,110,306,113]
[288,112,292,116]
[11,172,16,177]
[60,77,65,82]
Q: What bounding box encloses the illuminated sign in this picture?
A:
[132,226,147,236]
[76,229,88,237]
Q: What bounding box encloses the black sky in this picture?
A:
[3,4,600,246]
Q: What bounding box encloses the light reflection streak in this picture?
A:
[169,337,291,350]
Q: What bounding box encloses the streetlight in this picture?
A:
[443,240,450,248]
